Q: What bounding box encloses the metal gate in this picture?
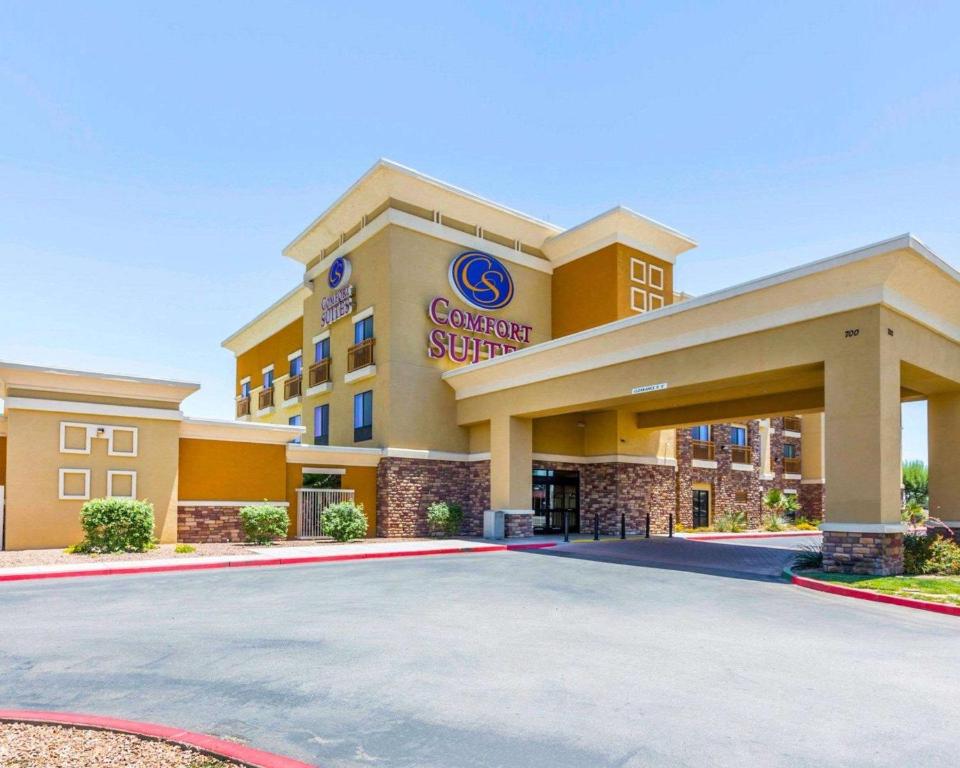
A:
[297,488,355,538]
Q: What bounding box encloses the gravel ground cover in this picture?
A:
[0,722,234,767]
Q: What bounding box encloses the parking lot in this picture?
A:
[0,538,957,767]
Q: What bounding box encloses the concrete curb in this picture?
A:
[685,531,822,542]
[785,566,960,617]
[0,708,315,767]
[0,542,556,584]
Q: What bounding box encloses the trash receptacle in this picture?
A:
[483,509,505,540]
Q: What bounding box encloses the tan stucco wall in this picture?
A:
[237,317,304,393]
[0,435,6,485]
[178,438,287,502]
[4,409,180,550]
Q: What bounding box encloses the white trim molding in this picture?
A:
[784,473,802,481]
[59,422,139,456]
[783,430,802,438]
[177,500,290,508]
[58,468,91,500]
[180,417,304,444]
[801,478,826,484]
[344,364,376,384]
[7,397,182,421]
[383,448,491,462]
[107,470,137,499]
[287,349,302,362]
[731,462,753,472]
[305,382,333,397]
[352,306,374,324]
[532,452,677,467]
[301,466,346,475]
[286,443,382,467]
[692,459,718,470]
[312,330,331,345]
[819,523,906,533]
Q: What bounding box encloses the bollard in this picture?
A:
[645,512,651,538]
[563,508,569,543]
[668,513,674,538]
[620,513,626,540]
[594,513,600,541]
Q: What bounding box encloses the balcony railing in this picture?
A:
[347,338,375,372]
[783,416,802,433]
[308,358,331,387]
[783,457,802,474]
[691,440,715,461]
[731,445,752,465]
[236,396,251,418]
[258,386,275,410]
[284,374,302,400]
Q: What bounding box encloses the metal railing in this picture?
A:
[783,416,802,433]
[308,358,331,387]
[783,457,802,474]
[347,338,375,372]
[731,445,752,465]
[258,386,275,410]
[284,374,302,400]
[297,488,356,538]
[691,440,714,461]
[236,396,250,417]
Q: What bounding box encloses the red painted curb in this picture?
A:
[687,531,822,542]
[0,542,557,584]
[0,709,315,767]
[790,571,960,618]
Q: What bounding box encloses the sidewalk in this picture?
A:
[0,539,555,583]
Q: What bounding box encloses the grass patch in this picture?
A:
[801,571,960,606]
[175,543,196,554]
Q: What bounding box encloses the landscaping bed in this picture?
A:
[797,571,960,607]
[0,722,234,767]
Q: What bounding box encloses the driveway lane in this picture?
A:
[0,542,957,768]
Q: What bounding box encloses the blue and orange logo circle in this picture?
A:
[328,256,351,289]
[449,251,514,310]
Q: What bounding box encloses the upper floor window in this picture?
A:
[288,414,302,444]
[289,352,302,377]
[354,315,374,344]
[315,336,330,362]
[783,443,797,459]
[353,390,373,442]
[690,425,710,442]
[240,380,251,398]
[314,404,329,446]
[263,368,274,389]
[730,426,747,446]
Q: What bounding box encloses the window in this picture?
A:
[690,425,710,442]
[353,390,373,442]
[314,337,330,361]
[730,427,747,446]
[783,443,797,459]
[263,368,274,389]
[58,468,91,500]
[240,380,251,398]
[107,470,137,499]
[288,414,302,444]
[354,315,374,344]
[314,404,329,446]
[289,353,302,377]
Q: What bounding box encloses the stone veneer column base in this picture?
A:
[822,530,904,575]
[178,505,245,543]
[504,513,533,538]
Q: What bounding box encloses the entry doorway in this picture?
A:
[692,488,711,529]
[532,469,580,534]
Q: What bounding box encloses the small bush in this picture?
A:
[793,543,823,570]
[239,505,289,545]
[78,498,155,553]
[903,532,934,575]
[713,510,747,533]
[322,501,368,542]
[175,543,196,554]
[794,516,820,531]
[763,512,786,532]
[922,535,960,575]
[901,500,928,526]
[426,501,464,537]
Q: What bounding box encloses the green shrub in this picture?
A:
[793,543,823,570]
[763,488,800,521]
[922,535,960,575]
[426,501,464,536]
[78,498,155,553]
[903,533,934,575]
[900,500,928,526]
[239,505,289,544]
[902,459,928,507]
[762,512,786,532]
[794,516,820,531]
[175,543,196,554]
[714,510,747,533]
[322,501,368,542]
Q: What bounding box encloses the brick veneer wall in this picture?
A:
[376,457,489,538]
[178,505,245,543]
[822,531,903,575]
[799,483,825,521]
[504,513,533,538]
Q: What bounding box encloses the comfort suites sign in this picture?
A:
[427,250,533,364]
[320,256,354,327]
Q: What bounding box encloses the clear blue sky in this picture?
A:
[2,1,957,460]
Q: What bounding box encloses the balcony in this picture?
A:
[783,457,802,475]
[284,374,302,401]
[347,338,376,372]
[236,396,251,418]
[308,358,331,387]
[783,416,802,433]
[258,386,275,410]
[691,440,714,461]
[731,445,752,465]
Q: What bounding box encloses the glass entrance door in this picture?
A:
[692,489,710,528]
[532,469,580,534]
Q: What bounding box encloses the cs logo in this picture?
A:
[449,251,514,310]
[328,256,351,289]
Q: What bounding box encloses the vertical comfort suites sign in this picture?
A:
[320,256,354,327]
[427,250,533,364]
